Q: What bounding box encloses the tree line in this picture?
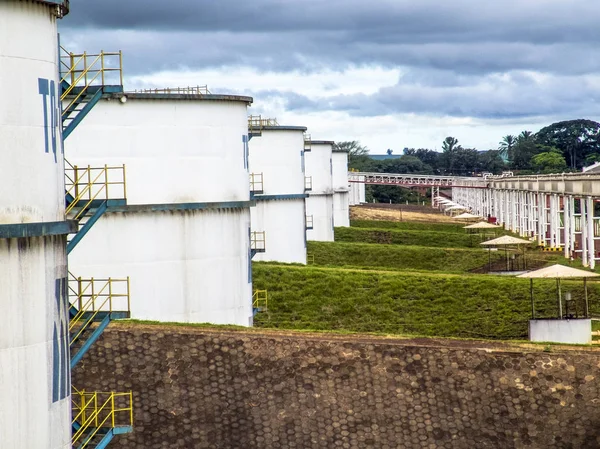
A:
[338,119,600,177]
[336,119,600,204]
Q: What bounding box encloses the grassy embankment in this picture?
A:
[306,241,502,273]
[253,264,600,339]
[253,213,597,340]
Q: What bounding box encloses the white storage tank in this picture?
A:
[332,146,350,227]
[249,125,308,264]
[65,92,255,326]
[305,140,335,241]
[0,1,71,448]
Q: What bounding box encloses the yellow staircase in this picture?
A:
[65,160,127,254]
[60,47,124,139]
[69,273,130,368]
[253,290,268,314]
[71,387,133,448]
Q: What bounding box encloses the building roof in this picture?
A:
[36,0,68,11]
[517,264,600,279]
[582,162,600,173]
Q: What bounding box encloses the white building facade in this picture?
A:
[332,147,350,227]
[249,126,308,264]
[65,93,255,326]
[305,141,335,241]
[0,1,72,448]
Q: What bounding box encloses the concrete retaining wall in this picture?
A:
[74,325,600,448]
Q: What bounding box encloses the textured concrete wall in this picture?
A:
[74,325,600,449]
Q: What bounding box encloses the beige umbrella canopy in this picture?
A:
[480,235,532,246]
[517,264,600,319]
[481,235,532,272]
[517,264,600,279]
[464,221,500,229]
[454,212,480,220]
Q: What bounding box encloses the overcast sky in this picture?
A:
[60,0,600,153]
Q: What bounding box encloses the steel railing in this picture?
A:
[129,85,211,95]
[306,215,314,229]
[251,231,266,252]
[65,160,127,220]
[69,273,130,345]
[304,176,313,191]
[252,290,268,311]
[250,173,264,193]
[72,388,133,447]
[304,133,312,151]
[60,47,123,118]
[248,115,279,131]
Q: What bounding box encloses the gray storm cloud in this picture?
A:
[59,0,600,122]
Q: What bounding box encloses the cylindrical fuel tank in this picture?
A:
[0,1,71,448]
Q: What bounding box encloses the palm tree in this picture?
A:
[517,130,534,142]
[498,135,515,162]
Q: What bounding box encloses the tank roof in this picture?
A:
[112,92,253,104]
[311,140,335,145]
[261,125,307,132]
[35,0,69,16]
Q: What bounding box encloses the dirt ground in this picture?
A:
[351,204,467,223]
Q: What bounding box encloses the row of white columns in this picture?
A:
[452,187,600,269]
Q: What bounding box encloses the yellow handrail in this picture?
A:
[306,215,314,228]
[249,173,264,193]
[60,46,123,120]
[250,231,266,251]
[130,86,211,95]
[65,160,127,219]
[305,176,313,191]
[304,132,312,151]
[253,290,268,311]
[68,273,130,344]
[248,115,279,130]
[72,389,133,447]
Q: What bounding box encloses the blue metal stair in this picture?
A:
[66,198,126,254]
[70,312,129,369]
[61,85,123,139]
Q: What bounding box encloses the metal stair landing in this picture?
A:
[65,161,127,254]
[252,289,268,316]
[248,115,278,140]
[60,46,124,139]
[69,273,130,368]
[250,231,266,258]
[72,388,133,449]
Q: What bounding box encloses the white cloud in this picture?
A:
[126,66,401,98]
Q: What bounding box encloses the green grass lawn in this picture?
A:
[307,241,504,273]
[334,226,502,248]
[350,219,469,233]
[307,241,580,274]
[253,264,600,339]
